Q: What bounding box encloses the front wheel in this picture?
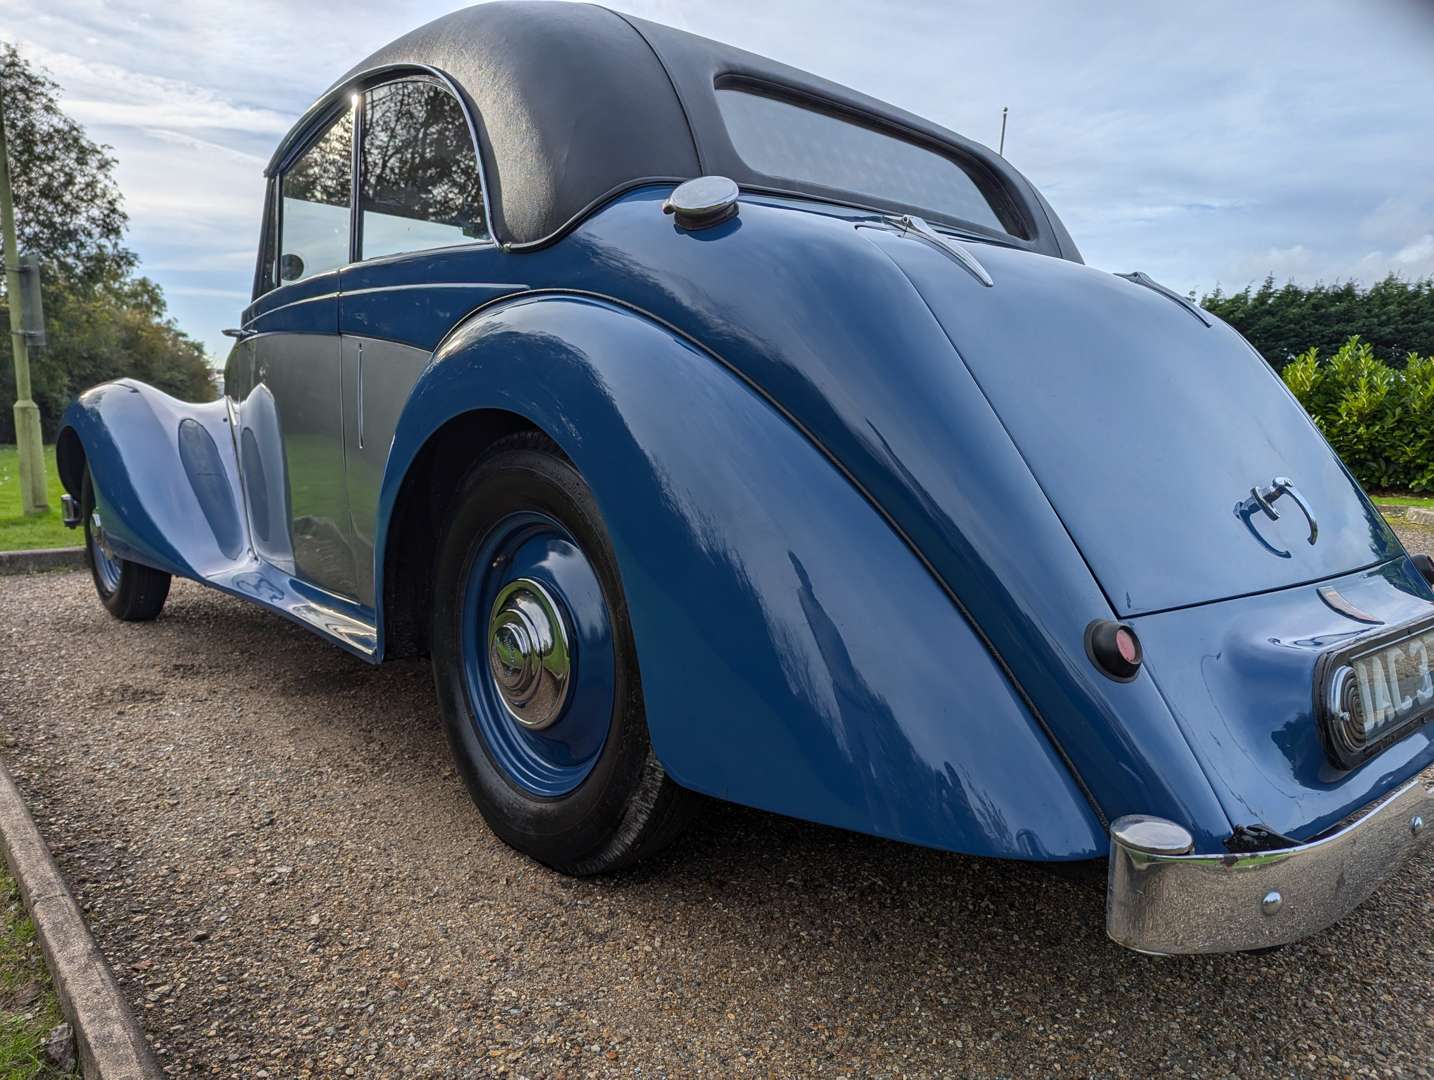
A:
[81,471,171,621]
[429,433,694,875]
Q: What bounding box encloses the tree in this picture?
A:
[1201,275,1434,372]
[0,44,215,443]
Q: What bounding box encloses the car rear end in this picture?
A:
[863,230,1434,952]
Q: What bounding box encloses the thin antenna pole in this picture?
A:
[998,106,1008,157]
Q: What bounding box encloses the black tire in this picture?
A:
[81,470,171,621]
[430,433,694,875]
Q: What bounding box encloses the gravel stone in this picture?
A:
[2,547,1433,1078]
[44,1020,76,1071]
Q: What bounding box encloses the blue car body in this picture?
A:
[57,3,1434,896]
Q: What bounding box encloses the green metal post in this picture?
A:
[0,74,48,515]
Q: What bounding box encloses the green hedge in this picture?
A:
[1282,336,1434,492]
[1204,276,1434,371]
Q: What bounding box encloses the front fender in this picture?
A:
[58,380,246,579]
[379,294,1106,859]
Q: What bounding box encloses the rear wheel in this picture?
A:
[81,471,171,621]
[430,433,693,874]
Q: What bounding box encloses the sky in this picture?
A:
[1,0,1432,365]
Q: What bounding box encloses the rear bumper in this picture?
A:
[1106,767,1434,955]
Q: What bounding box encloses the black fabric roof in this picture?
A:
[270,2,1079,260]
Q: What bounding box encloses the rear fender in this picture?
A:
[58,380,246,579]
[378,293,1106,859]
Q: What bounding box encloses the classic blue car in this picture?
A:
[57,2,1432,954]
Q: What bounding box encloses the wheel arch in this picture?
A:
[371,291,1107,860]
[380,407,546,659]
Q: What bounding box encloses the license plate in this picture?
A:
[1317,613,1434,768]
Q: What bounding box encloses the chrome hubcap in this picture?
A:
[487,578,571,729]
[460,513,614,797]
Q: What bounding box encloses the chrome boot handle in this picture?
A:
[1239,477,1319,545]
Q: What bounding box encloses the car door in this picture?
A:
[339,75,521,609]
[240,103,361,599]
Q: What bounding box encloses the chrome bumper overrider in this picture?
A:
[1106,767,1434,955]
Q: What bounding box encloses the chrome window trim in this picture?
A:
[350,87,364,266]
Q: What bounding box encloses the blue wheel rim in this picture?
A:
[89,511,122,595]
[459,511,616,797]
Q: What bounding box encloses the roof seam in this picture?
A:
[602,5,704,176]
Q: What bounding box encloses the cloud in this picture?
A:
[1394,235,1434,270]
[1231,244,1321,282]
[140,130,268,167]
[1360,196,1434,245]
[68,100,289,136]
[144,248,259,273]
[164,285,252,300]
[11,41,292,137]
[1219,235,1434,292]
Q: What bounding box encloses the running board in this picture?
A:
[206,562,379,661]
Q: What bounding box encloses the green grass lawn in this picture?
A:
[0,448,75,553]
[1369,492,1434,509]
[0,874,69,1078]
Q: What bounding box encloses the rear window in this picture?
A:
[715,87,1013,236]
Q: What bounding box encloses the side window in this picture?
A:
[279,107,354,284]
[360,79,486,260]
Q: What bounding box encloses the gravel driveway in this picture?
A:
[3,535,1433,1078]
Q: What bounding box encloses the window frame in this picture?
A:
[353,72,494,266]
[713,74,1031,244]
[252,65,494,301]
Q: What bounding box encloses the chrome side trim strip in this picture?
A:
[1107,766,1434,954]
[355,340,365,451]
[339,280,523,297]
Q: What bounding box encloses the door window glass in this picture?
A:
[360,79,487,260]
[279,108,354,284]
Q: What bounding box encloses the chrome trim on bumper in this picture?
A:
[1107,767,1434,955]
